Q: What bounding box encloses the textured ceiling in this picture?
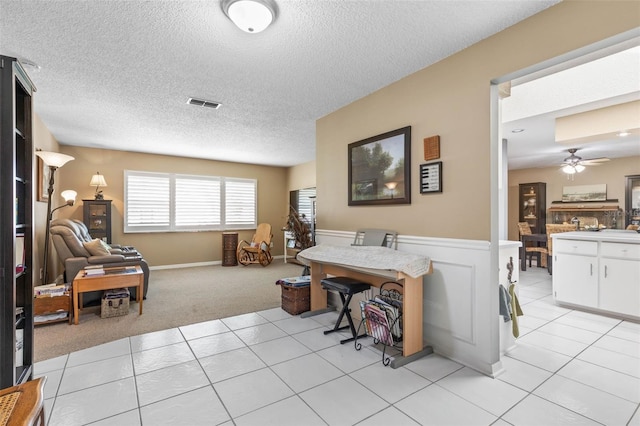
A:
[4,0,636,170]
[0,0,561,167]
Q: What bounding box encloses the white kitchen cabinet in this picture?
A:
[599,242,640,317]
[553,239,598,308]
[552,231,640,320]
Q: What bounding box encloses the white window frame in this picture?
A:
[124,170,257,233]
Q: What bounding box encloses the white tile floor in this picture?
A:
[34,267,640,426]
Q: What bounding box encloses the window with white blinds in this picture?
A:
[224,178,257,226]
[125,170,256,232]
[125,173,170,230]
[175,176,221,228]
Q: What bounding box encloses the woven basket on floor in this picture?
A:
[101,288,130,318]
[280,284,310,315]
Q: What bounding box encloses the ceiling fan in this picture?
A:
[561,148,610,174]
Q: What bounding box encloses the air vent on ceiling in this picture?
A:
[187,97,221,109]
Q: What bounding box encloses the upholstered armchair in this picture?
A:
[49,218,150,306]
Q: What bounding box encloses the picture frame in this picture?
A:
[420,161,443,194]
[423,135,440,161]
[562,184,606,202]
[348,126,411,206]
[37,156,50,202]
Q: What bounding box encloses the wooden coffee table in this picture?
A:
[72,265,144,325]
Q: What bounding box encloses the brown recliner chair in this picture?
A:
[49,218,150,306]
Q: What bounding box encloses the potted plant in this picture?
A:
[284,206,313,251]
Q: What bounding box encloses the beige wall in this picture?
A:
[285,160,317,207]
[49,146,288,268]
[286,160,316,193]
[32,127,313,280]
[316,1,640,240]
[508,156,640,241]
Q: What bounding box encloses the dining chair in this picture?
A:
[517,222,547,268]
[546,223,578,274]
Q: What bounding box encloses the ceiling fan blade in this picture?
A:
[581,157,610,165]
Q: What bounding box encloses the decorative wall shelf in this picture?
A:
[551,199,618,204]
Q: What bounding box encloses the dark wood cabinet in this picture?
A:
[626,175,640,229]
[83,200,112,243]
[222,232,238,266]
[519,182,546,234]
[1,56,35,387]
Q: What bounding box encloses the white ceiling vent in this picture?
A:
[187,97,221,109]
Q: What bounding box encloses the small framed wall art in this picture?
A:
[423,135,440,161]
[420,162,442,194]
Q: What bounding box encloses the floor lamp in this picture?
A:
[35,151,74,283]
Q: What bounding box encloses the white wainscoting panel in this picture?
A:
[423,260,476,344]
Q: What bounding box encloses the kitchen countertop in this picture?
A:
[552,230,640,244]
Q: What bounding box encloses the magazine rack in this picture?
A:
[355,281,403,366]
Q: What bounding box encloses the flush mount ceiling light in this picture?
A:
[222,0,277,33]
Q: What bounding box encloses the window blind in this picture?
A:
[175,176,221,228]
[125,172,170,230]
[224,178,257,227]
[125,171,256,232]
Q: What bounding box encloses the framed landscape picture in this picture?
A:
[348,126,411,206]
[562,184,606,202]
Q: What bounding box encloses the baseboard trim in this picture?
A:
[150,261,220,270]
[149,255,287,271]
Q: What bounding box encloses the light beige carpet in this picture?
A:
[34,262,304,362]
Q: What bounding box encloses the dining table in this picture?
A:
[520,233,547,271]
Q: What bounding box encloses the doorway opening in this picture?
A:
[491,30,640,245]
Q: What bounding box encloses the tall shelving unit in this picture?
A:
[518,182,546,234]
[0,56,36,387]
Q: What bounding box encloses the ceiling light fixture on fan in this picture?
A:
[561,148,610,175]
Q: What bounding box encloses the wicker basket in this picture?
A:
[281,284,310,315]
[101,288,130,318]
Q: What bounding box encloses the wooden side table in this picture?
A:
[72,266,143,325]
[0,377,46,426]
